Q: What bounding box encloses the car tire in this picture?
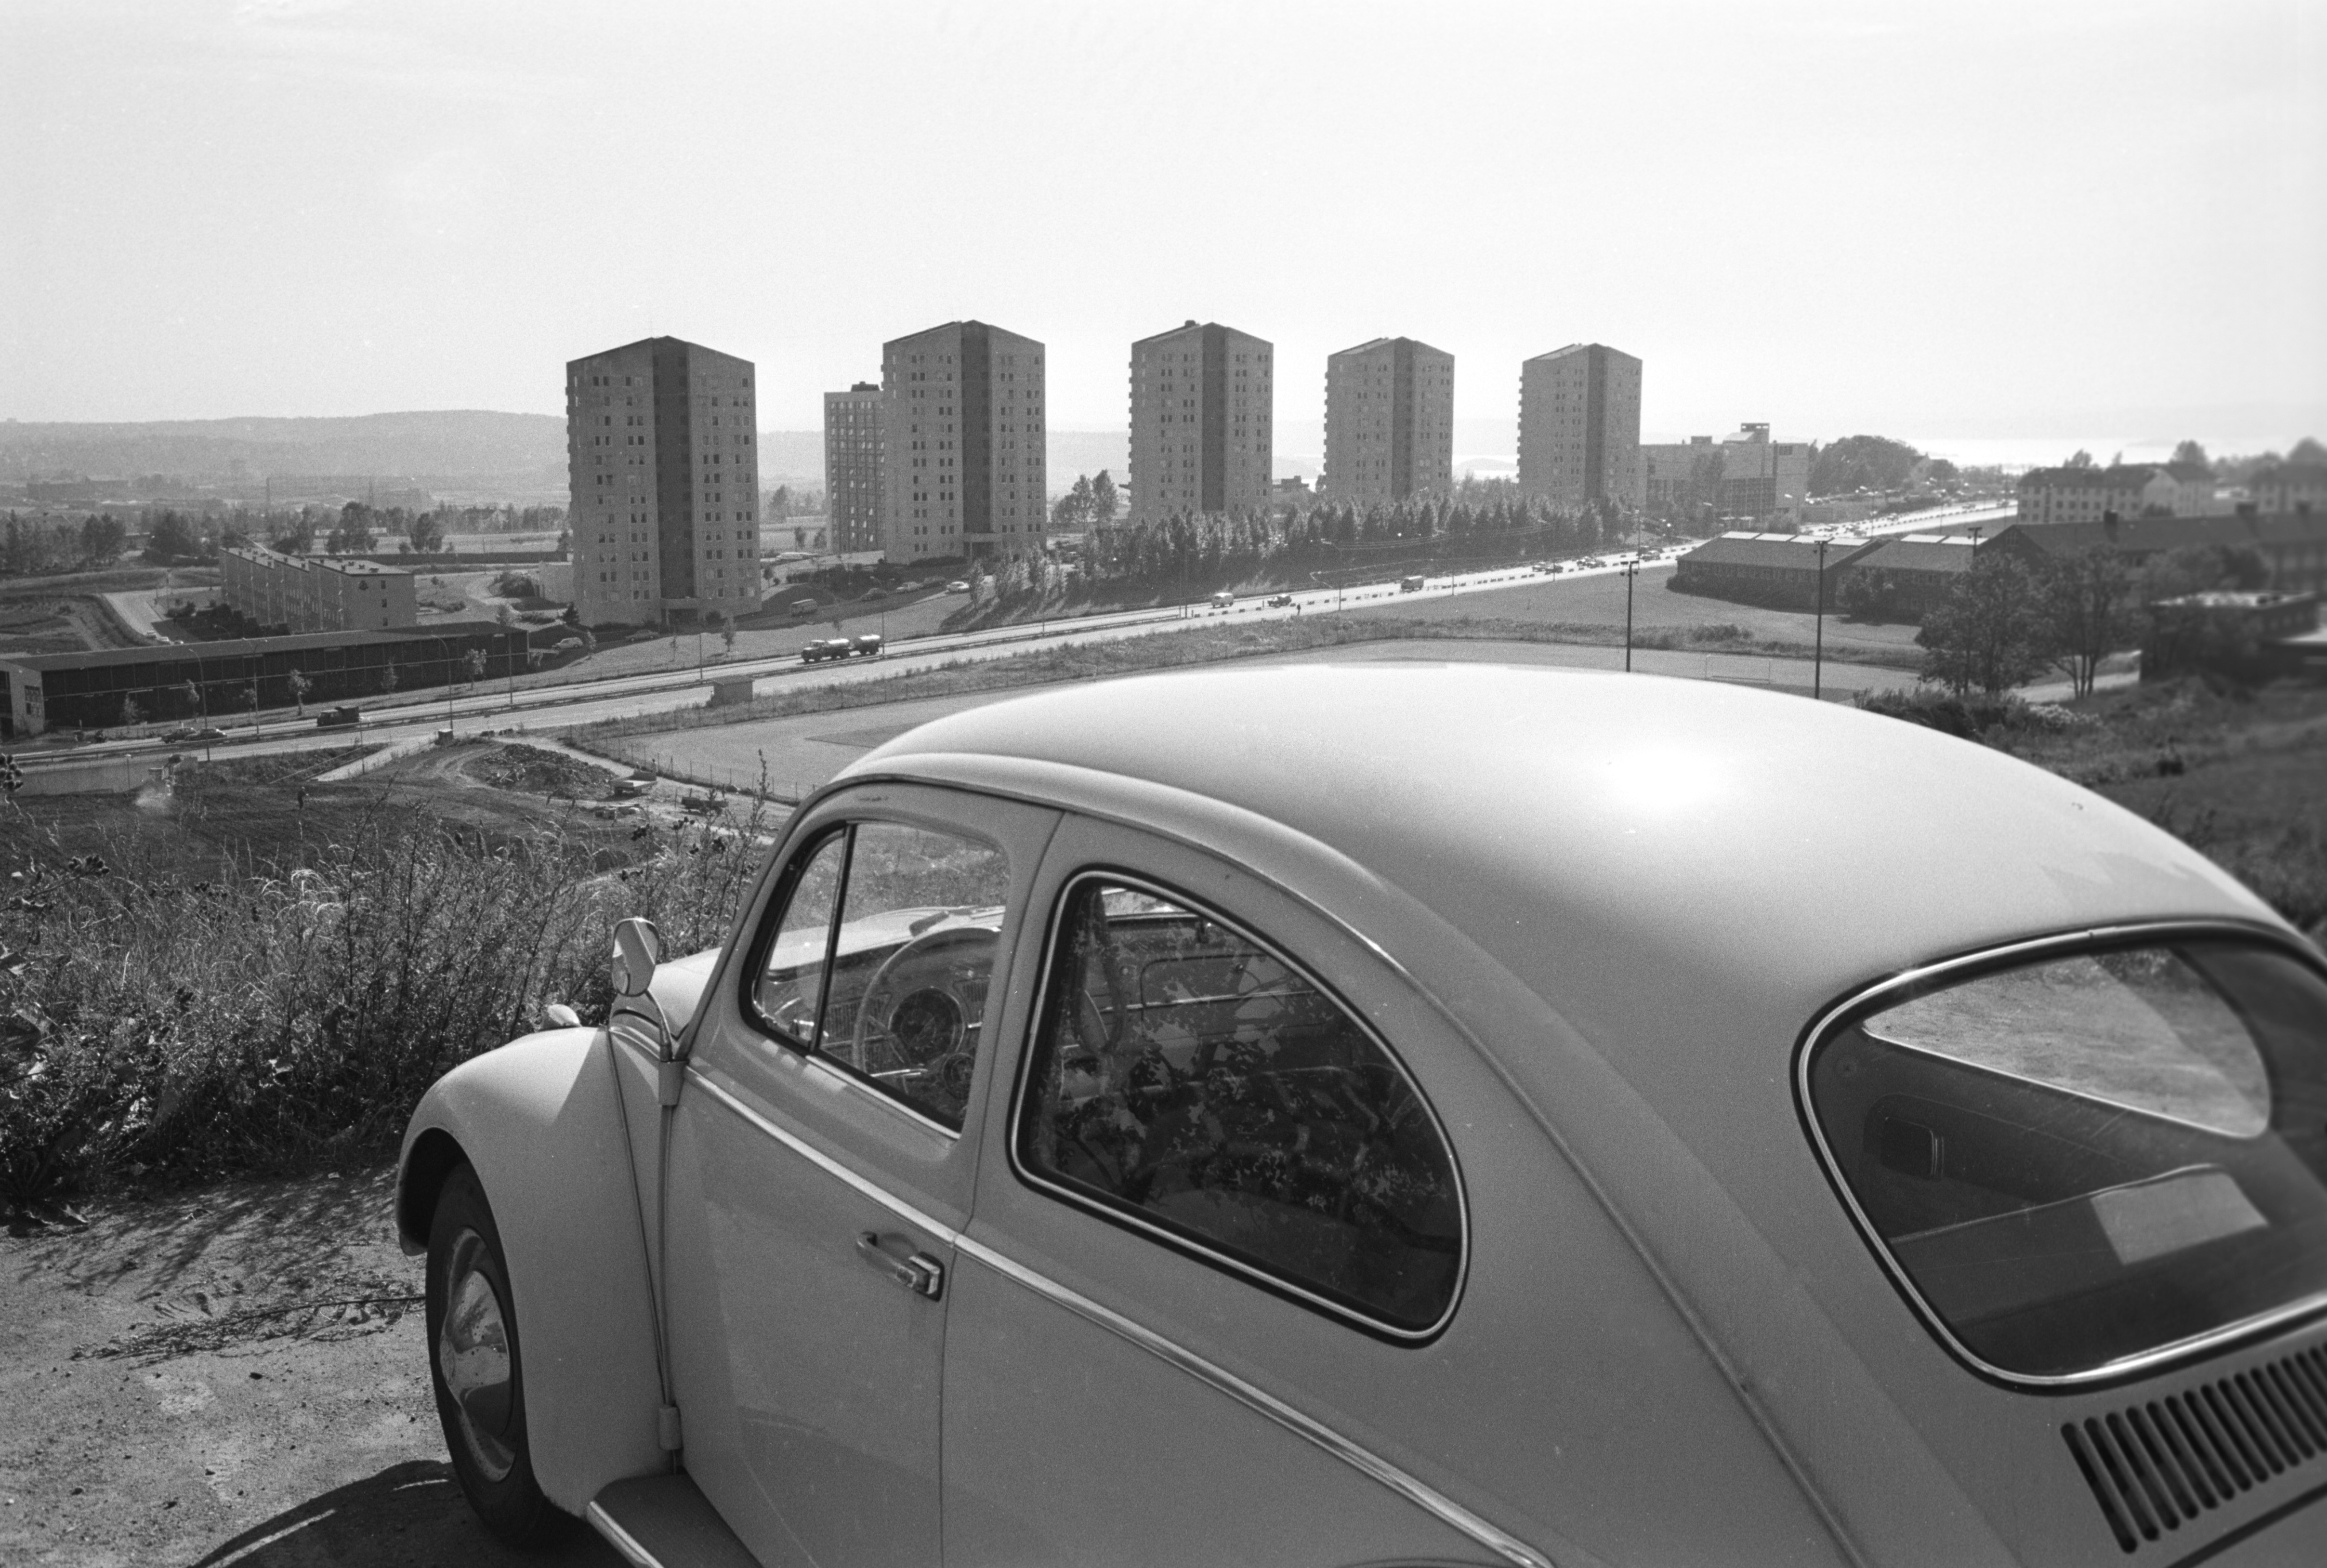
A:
[426,1160,570,1546]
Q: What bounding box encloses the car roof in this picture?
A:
[843,663,2282,1061]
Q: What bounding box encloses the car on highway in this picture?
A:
[946,580,971,593]
[160,727,198,743]
[397,666,2327,1567]
[1398,575,1425,592]
[1267,593,1295,607]
[191,727,226,743]
[799,637,854,663]
[314,705,363,730]
[552,637,585,652]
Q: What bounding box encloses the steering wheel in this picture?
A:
[850,924,999,1097]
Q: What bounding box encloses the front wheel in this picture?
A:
[426,1160,569,1545]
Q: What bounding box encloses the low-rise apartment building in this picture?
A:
[2015,465,2180,523]
[1642,425,1810,525]
[219,544,418,632]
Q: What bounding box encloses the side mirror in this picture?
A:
[613,917,663,998]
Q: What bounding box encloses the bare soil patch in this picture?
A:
[0,1168,619,1566]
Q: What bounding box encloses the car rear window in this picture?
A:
[1805,936,2327,1382]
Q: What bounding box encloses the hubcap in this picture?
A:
[437,1228,517,1481]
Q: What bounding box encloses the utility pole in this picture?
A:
[1813,538,1829,701]
[1622,559,1639,672]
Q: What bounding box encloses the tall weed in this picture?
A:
[0,805,765,1204]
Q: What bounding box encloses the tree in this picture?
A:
[119,695,142,728]
[1918,553,2051,696]
[1089,471,1118,527]
[79,514,127,567]
[2172,440,2211,470]
[379,660,399,696]
[2291,437,2326,463]
[1808,435,1926,497]
[465,647,489,687]
[769,486,791,522]
[145,512,201,562]
[329,503,377,554]
[2041,548,2138,697]
[2064,449,2096,469]
[719,614,737,656]
[407,512,447,554]
[180,678,203,718]
[286,669,312,714]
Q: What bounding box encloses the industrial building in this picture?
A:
[1670,532,1877,610]
[567,337,762,629]
[2,623,532,737]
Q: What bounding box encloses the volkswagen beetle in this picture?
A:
[396,664,2327,1567]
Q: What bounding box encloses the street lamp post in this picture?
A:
[1813,538,1829,701]
[1622,560,1640,672]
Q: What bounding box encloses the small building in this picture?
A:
[2,622,530,736]
[219,543,418,632]
[1670,532,1878,611]
[2142,591,2323,684]
[2015,465,2179,524]
[2250,462,2327,517]
[1985,511,2327,595]
[1836,533,1979,618]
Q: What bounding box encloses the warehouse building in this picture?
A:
[1,622,532,737]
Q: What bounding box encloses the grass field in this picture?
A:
[1345,568,1926,661]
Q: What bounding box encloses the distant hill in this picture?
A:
[0,411,1138,502]
[0,411,567,487]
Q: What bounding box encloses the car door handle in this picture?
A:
[855,1232,944,1300]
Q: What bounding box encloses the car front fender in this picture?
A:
[396,1027,665,1514]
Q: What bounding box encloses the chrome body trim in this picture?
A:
[688,1067,954,1239]
[1795,917,2327,1389]
[950,1230,1550,1568]
[1004,866,1471,1343]
[683,1064,1546,1568]
[585,1500,663,1568]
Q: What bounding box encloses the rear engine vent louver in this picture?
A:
[2064,1345,2327,1553]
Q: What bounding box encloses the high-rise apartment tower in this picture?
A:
[1128,320,1273,521]
[881,320,1046,561]
[1322,337,1454,505]
[824,382,885,554]
[1518,343,1643,511]
[567,337,761,628]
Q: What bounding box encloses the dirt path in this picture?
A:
[0,1170,619,1566]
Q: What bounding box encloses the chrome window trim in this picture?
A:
[684,1066,1544,1568]
[1795,916,2327,1390]
[1005,866,1471,1344]
[730,810,1018,1142]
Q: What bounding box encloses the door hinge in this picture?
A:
[658,1403,684,1451]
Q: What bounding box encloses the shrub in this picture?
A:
[0,806,765,1205]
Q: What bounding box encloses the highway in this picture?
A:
[16,502,2010,778]
[13,551,1689,774]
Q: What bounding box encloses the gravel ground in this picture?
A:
[0,1169,619,1567]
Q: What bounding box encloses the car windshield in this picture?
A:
[1806,937,2327,1380]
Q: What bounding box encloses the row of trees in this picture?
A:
[0,514,130,577]
[1917,543,2272,698]
[134,501,573,565]
[1050,471,1121,532]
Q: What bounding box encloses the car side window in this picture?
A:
[749,820,1010,1131]
[1016,877,1464,1335]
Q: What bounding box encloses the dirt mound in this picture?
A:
[461,743,611,800]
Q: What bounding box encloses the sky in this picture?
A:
[3,0,2323,458]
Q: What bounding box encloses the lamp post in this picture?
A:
[1813,537,1829,701]
[1622,559,1640,672]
